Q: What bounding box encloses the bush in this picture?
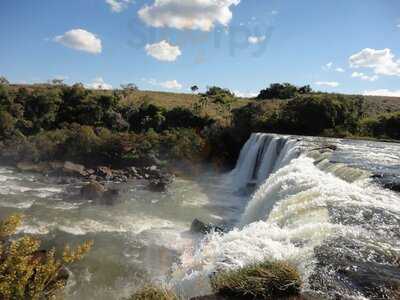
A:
[0,215,92,300]
[359,112,400,139]
[128,103,166,133]
[257,83,311,100]
[164,107,211,129]
[160,128,207,162]
[277,94,363,135]
[0,111,16,137]
[205,86,234,98]
[128,285,178,300]
[210,261,302,300]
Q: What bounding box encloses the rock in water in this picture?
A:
[372,173,400,192]
[190,219,224,234]
[63,161,88,177]
[96,166,113,179]
[309,237,400,299]
[16,161,50,173]
[80,181,106,200]
[147,171,173,192]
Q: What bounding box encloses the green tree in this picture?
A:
[24,88,62,132]
[191,85,199,93]
[257,83,301,100]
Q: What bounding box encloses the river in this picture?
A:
[1,134,399,299]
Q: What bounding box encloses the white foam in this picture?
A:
[33,187,63,198]
[57,216,185,236]
[0,199,35,209]
[172,154,400,298]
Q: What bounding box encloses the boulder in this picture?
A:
[49,161,64,170]
[309,237,400,299]
[16,162,50,173]
[147,170,174,192]
[372,173,400,192]
[80,181,106,200]
[190,219,224,235]
[148,179,167,192]
[63,161,87,177]
[96,166,113,180]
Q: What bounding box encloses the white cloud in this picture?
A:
[351,72,379,82]
[145,40,181,62]
[54,29,102,54]
[315,81,339,88]
[271,10,279,15]
[234,91,257,98]
[349,48,400,76]
[248,35,266,44]
[138,0,241,31]
[142,78,182,90]
[86,77,113,90]
[363,89,400,97]
[160,79,183,90]
[335,67,345,73]
[106,0,133,12]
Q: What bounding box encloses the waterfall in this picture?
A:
[172,133,400,299]
[231,133,301,190]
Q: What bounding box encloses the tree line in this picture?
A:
[0,78,399,170]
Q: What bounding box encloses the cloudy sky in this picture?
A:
[1,0,400,96]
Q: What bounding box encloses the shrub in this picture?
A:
[359,112,400,139]
[205,86,234,98]
[0,215,92,300]
[63,125,101,160]
[0,111,16,137]
[257,83,309,100]
[164,107,211,129]
[128,285,178,300]
[160,128,207,162]
[277,94,363,135]
[210,261,302,300]
[128,103,166,133]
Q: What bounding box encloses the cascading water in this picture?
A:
[173,133,400,299]
[231,133,301,190]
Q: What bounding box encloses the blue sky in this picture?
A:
[1,0,400,96]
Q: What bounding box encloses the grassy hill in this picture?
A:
[9,84,400,118]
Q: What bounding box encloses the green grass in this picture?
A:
[121,90,252,120]
[210,261,302,300]
[128,285,178,300]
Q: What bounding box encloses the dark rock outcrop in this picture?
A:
[190,219,225,235]
[309,237,400,299]
[372,173,400,192]
[13,159,174,191]
[62,161,88,177]
[16,161,50,173]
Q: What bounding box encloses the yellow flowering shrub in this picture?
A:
[0,214,93,300]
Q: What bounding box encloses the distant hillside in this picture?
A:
[8,84,400,118]
[363,96,400,117]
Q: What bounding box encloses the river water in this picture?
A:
[1,134,399,299]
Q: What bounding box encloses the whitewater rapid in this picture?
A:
[172,134,400,299]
